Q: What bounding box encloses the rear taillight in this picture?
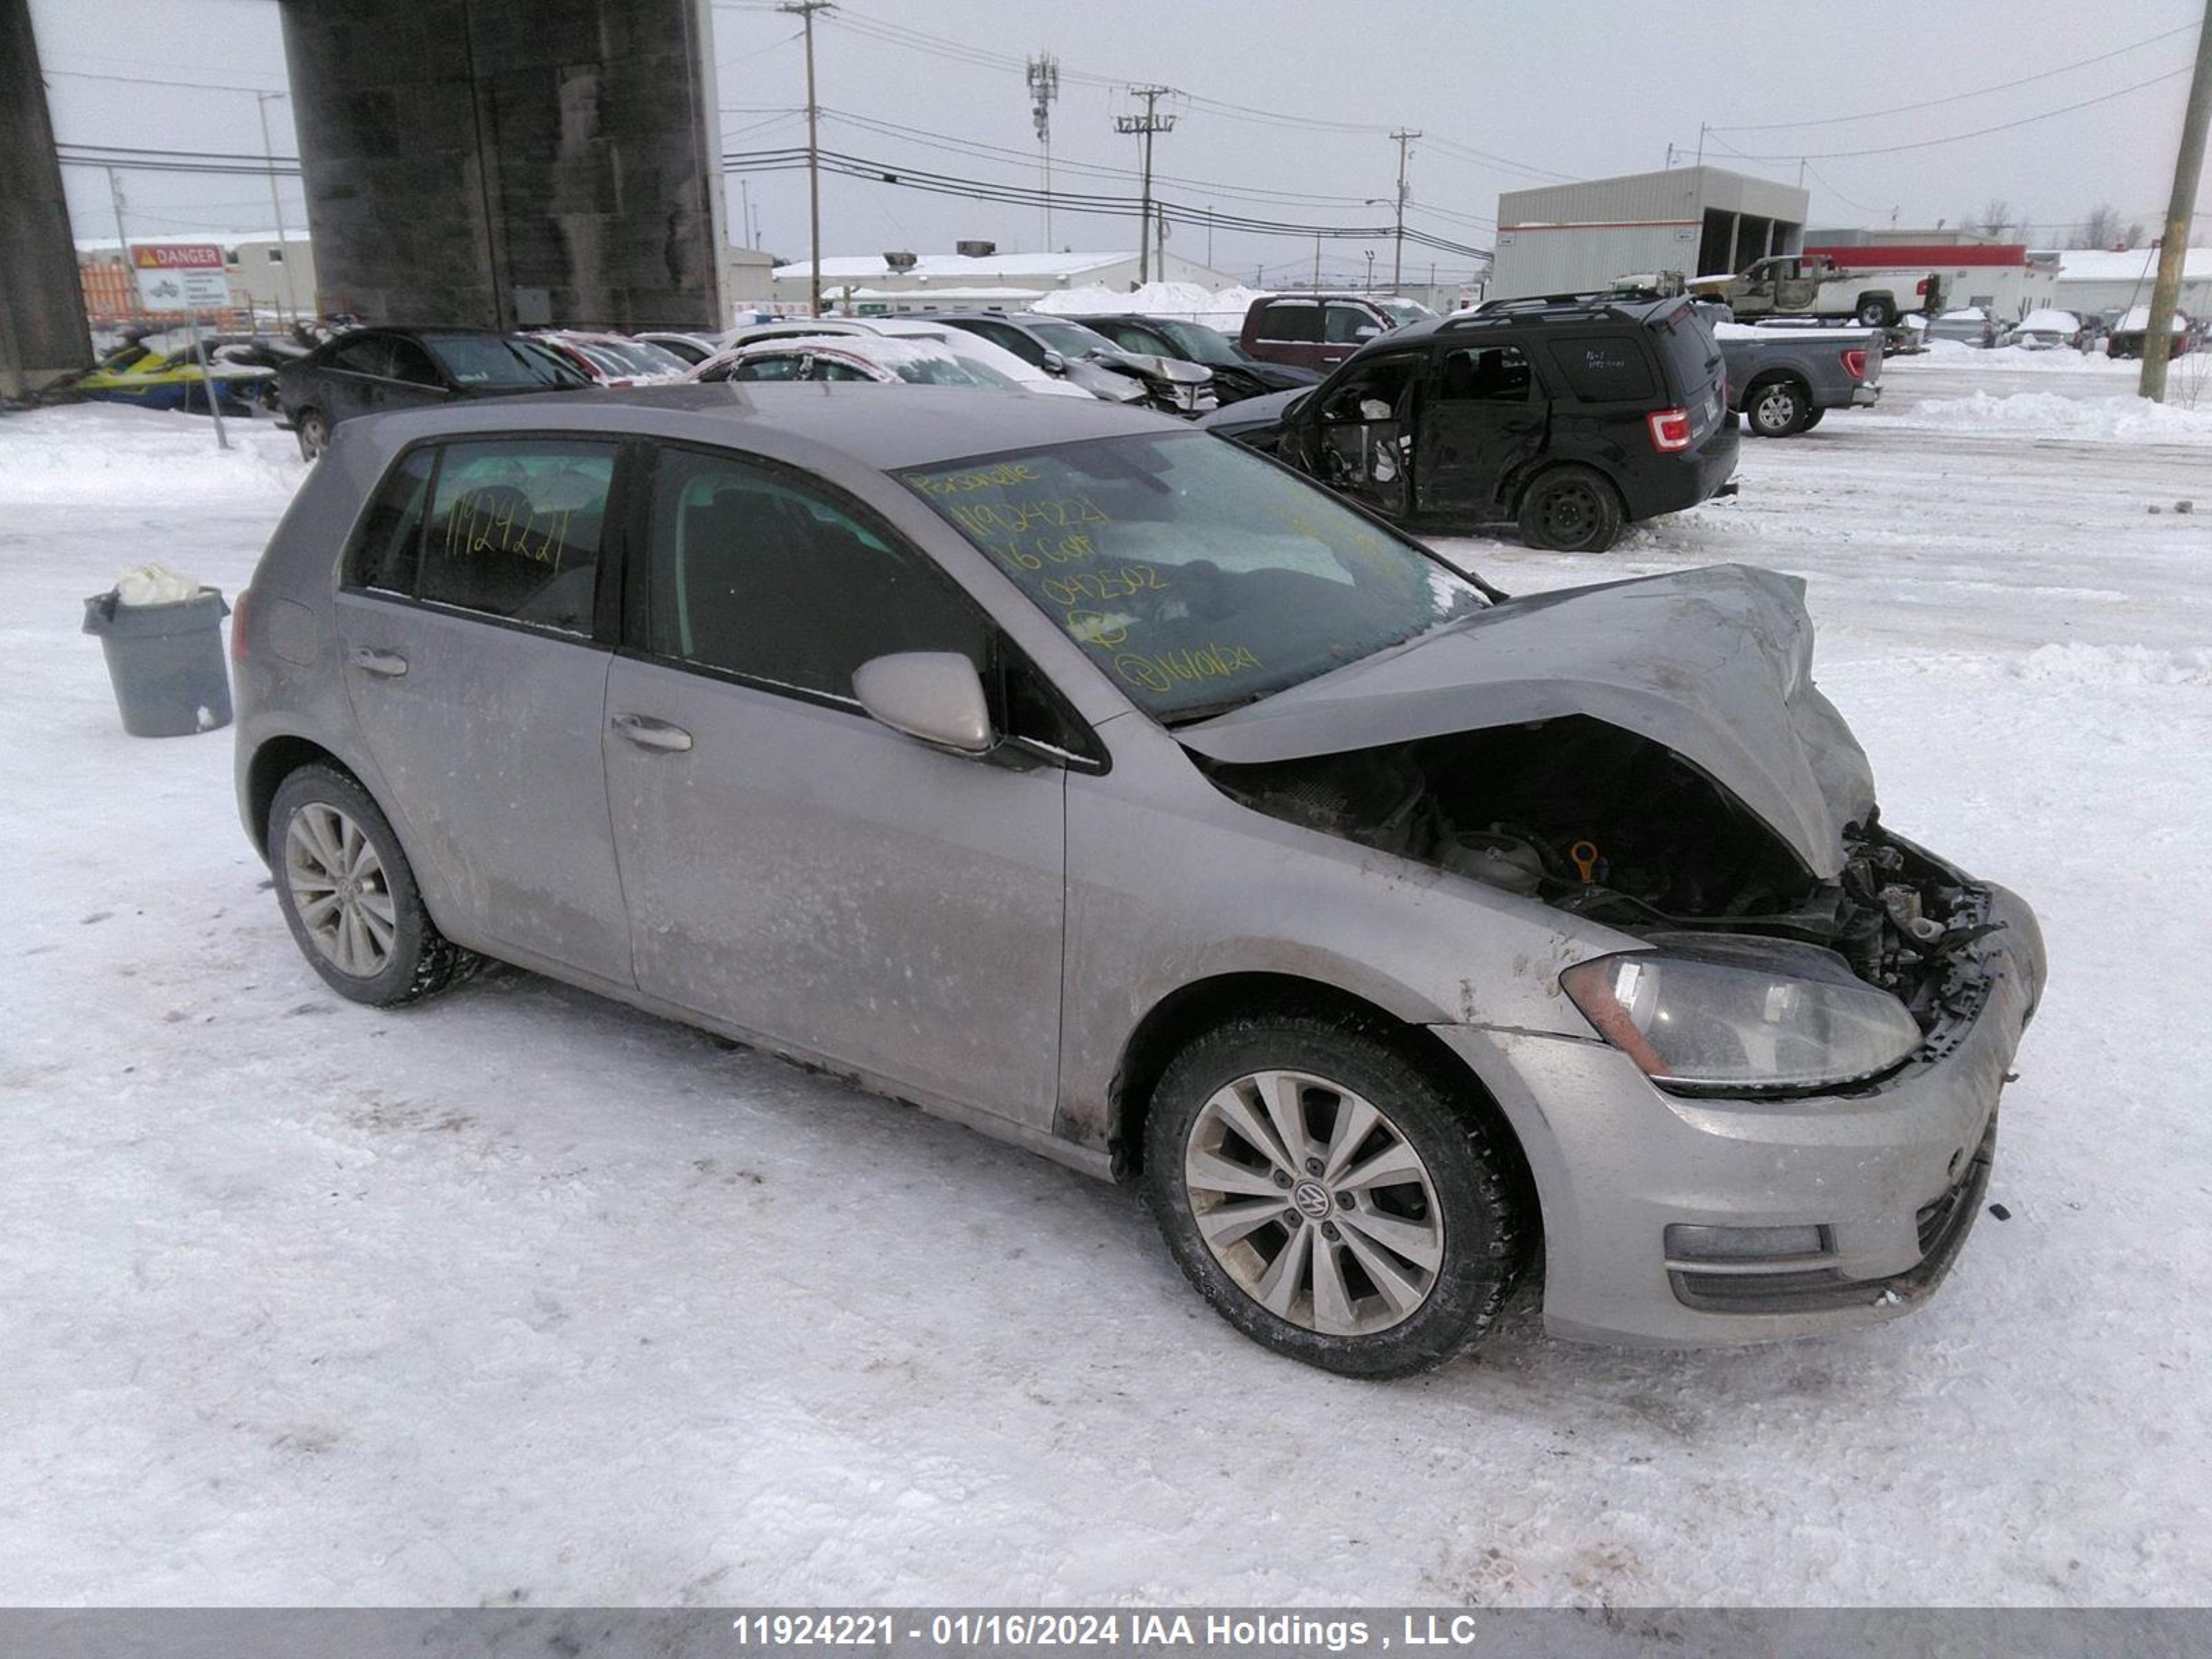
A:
[1841,348,1867,378]
[1647,407,1692,452]
[1915,277,1930,295]
[229,588,252,662]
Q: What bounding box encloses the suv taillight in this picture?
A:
[229,588,252,662]
[1647,407,1692,453]
[1841,348,1868,378]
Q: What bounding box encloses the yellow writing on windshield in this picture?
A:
[903,462,1038,496]
[1114,642,1261,695]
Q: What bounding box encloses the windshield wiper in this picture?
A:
[1161,690,1274,728]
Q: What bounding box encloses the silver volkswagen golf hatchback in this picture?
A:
[234,384,2043,1376]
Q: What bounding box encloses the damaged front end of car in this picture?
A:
[1199,720,1998,1092]
[1176,564,2016,1096]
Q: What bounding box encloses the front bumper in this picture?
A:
[1435,880,2045,1347]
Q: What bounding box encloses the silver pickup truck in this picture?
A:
[1716,324,1882,438]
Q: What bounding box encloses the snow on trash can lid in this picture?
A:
[113,563,204,608]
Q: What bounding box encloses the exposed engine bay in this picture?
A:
[1200,715,2000,1040]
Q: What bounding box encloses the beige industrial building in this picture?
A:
[1492,166,1808,300]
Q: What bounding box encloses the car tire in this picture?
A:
[1747,377,1812,438]
[1800,407,1826,430]
[1855,296,1896,328]
[1143,1012,1530,1378]
[268,764,481,1007]
[295,407,330,462]
[1517,464,1624,554]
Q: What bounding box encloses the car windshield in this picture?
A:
[1022,319,1118,359]
[1376,299,1434,328]
[1152,320,1244,366]
[901,431,1485,723]
[422,332,592,389]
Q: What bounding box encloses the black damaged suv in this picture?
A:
[1199,293,1738,553]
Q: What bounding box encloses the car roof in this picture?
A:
[353,382,1174,471]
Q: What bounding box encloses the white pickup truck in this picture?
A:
[1689,254,1942,329]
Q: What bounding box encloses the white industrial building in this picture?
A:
[1491,166,1808,301]
[772,248,1239,312]
[2052,247,2212,319]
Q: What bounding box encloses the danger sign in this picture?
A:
[131,243,225,271]
[131,243,232,312]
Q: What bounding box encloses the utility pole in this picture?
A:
[1696,122,1708,166]
[254,92,298,328]
[780,0,833,316]
[2141,0,2212,403]
[1027,53,1059,251]
[1312,233,1321,290]
[1389,129,1419,295]
[1364,248,1376,292]
[1115,85,1174,285]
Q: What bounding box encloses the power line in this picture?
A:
[44,67,283,94]
[1710,22,2201,131]
[1720,65,2195,159]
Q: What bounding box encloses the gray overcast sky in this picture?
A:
[32,0,2207,285]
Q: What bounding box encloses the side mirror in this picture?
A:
[1353,325,1382,341]
[1040,348,1067,374]
[853,652,995,756]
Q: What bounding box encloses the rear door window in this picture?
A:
[328,335,393,378]
[1434,344,1534,403]
[1255,301,1321,344]
[728,353,805,382]
[1542,335,1658,404]
[415,440,617,634]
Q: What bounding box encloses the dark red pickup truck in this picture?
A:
[1237,292,1436,371]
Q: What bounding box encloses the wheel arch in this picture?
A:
[1106,971,1540,1236]
[1506,454,1625,519]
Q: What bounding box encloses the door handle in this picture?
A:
[347,648,408,677]
[611,713,693,753]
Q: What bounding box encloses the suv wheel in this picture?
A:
[268,765,480,1006]
[1855,296,1896,328]
[1144,1013,1529,1377]
[1747,377,1811,438]
[1518,465,1624,554]
[295,408,330,462]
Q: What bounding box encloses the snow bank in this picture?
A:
[1033,282,1266,333]
[0,405,300,506]
[1871,389,2212,443]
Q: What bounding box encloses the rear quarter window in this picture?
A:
[1651,308,1724,401]
[348,448,435,593]
[1541,335,1658,404]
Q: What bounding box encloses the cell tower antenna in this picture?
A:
[1027,53,1060,249]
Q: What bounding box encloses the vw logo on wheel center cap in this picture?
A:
[1290,1179,1333,1220]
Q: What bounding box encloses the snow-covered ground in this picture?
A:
[3,359,2209,1607]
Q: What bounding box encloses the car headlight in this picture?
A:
[1559,933,1922,1096]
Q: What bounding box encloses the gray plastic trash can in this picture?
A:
[82,586,234,738]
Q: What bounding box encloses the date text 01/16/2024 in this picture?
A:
[729,1611,1511,1651]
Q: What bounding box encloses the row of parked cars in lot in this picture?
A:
[1927,302,2197,355]
[265,286,1888,554]
[228,277,2045,1376]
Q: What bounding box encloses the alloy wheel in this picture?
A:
[1754,385,1800,433]
[1183,1069,1445,1336]
[283,802,396,979]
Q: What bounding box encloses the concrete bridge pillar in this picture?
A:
[279,0,727,330]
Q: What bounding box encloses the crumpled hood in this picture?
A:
[1176,563,1876,879]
